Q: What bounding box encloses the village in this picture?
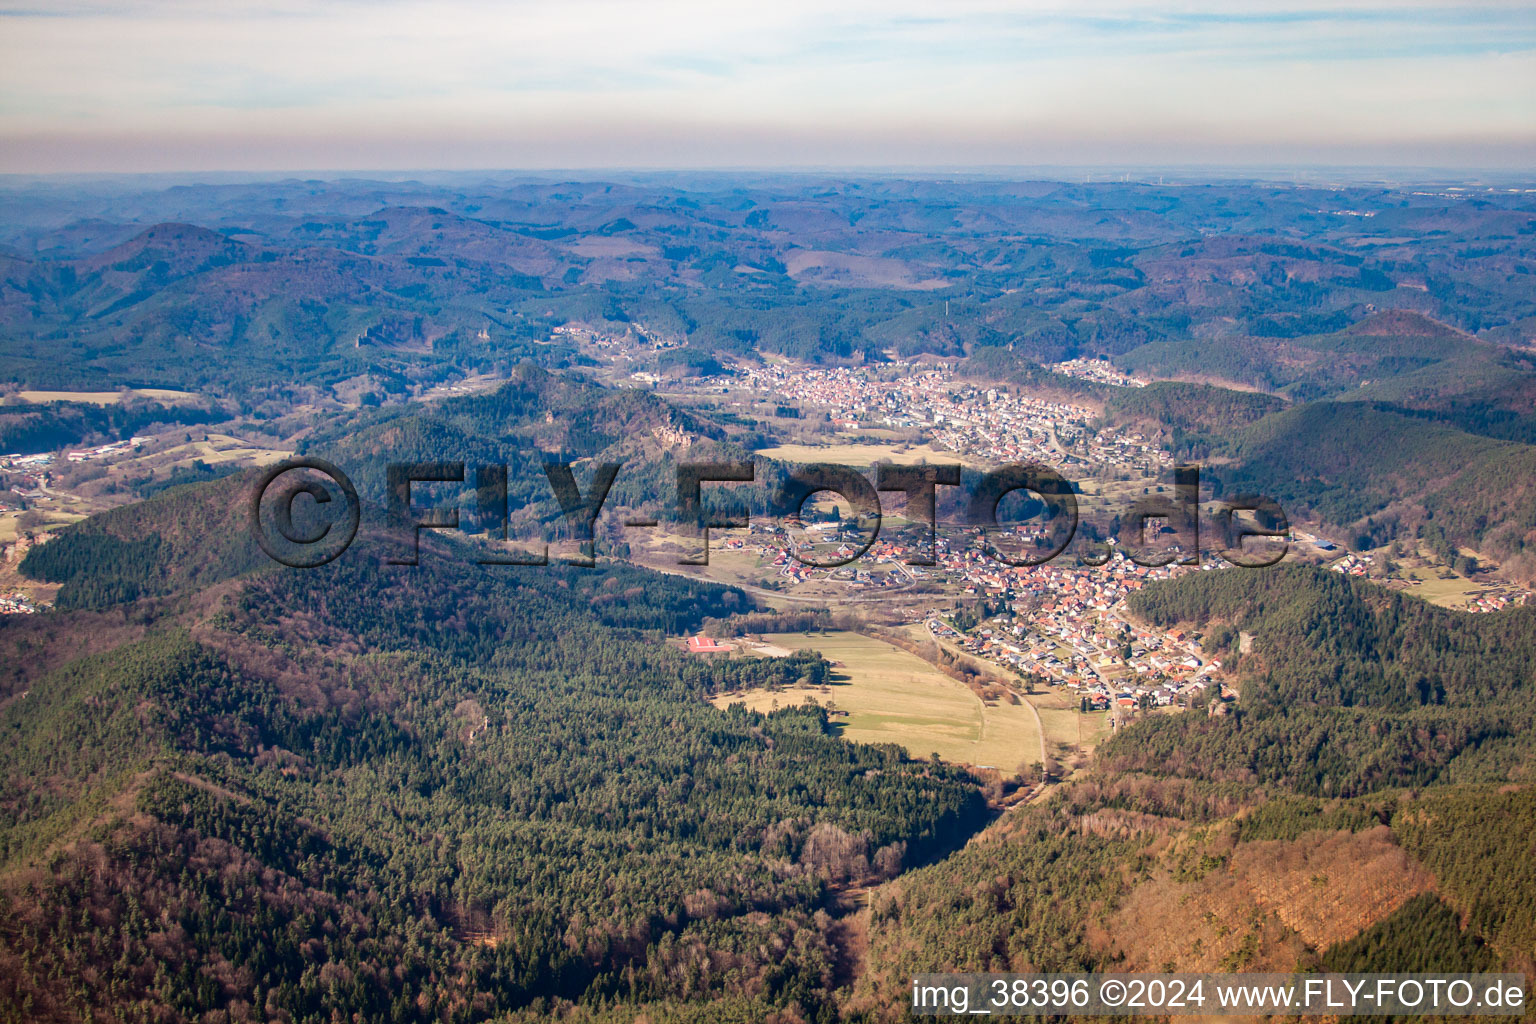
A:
[715,361,1172,476]
[651,360,1231,718]
[1047,356,1150,388]
[921,555,1226,711]
[708,515,1227,706]
[650,356,1532,764]
[1332,550,1532,613]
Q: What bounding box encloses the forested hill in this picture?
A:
[1098,381,1285,450]
[0,397,221,455]
[1116,309,1505,402]
[5,178,1532,396]
[20,365,778,611]
[1128,565,1535,709]
[847,566,1536,1015]
[301,363,738,464]
[1103,565,1536,795]
[955,347,1106,402]
[852,779,1536,1016]
[1336,315,1536,445]
[291,365,809,563]
[0,530,988,1022]
[298,362,774,519]
[1206,401,1536,570]
[19,469,268,610]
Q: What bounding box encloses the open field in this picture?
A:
[416,374,506,402]
[1397,565,1481,607]
[900,623,1110,773]
[630,530,763,580]
[1030,688,1112,756]
[0,509,86,545]
[668,546,768,588]
[15,388,200,406]
[1363,544,1492,610]
[153,434,290,469]
[753,442,976,467]
[710,630,1041,776]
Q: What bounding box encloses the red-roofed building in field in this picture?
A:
[686,636,731,653]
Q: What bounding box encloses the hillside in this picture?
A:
[0,396,221,454]
[302,363,740,474]
[1207,402,1536,574]
[1108,565,1536,792]
[298,364,777,550]
[955,347,1107,402]
[852,783,1534,1019]
[1098,381,1285,454]
[3,175,1535,1022]
[0,515,987,1022]
[847,565,1536,1018]
[5,178,1535,398]
[19,470,269,609]
[1118,311,1508,400]
[16,367,790,615]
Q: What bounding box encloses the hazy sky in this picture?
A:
[2,0,1534,172]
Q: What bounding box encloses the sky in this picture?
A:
[1,0,1534,173]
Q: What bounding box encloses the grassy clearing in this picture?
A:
[686,547,766,585]
[0,509,85,544]
[753,442,975,467]
[630,532,765,582]
[1388,561,1485,609]
[897,624,1110,776]
[711,630,1041,776]
[1030,688,1112,755]
[156,434,290,469]
[16,389,200,406]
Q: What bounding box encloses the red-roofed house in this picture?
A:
[686,635,731,653]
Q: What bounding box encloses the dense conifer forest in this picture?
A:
[1,524,987,1022]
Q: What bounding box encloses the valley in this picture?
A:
[709,630,1045,781]
[0,172,1533,1023]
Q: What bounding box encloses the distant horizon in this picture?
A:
[3,1,1532,175]
[2,164,1534,188]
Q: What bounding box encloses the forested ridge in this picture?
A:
[3,173,1536,1022]
[296,363,786,533]
[13,179,1533,396]
[1206,402,1536,552]
[847,567,1535,1017]
[19,469,268,610]
[19,365,786,612]
[1128,565,1536,710]
[1098,382,1285,456]
[1100,566,1536,795]
[955,348,1107,401]
[0,398,221,455]
[1084,385,1536,574]
[852,779,1534,1018]
[1,523,986,1022]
